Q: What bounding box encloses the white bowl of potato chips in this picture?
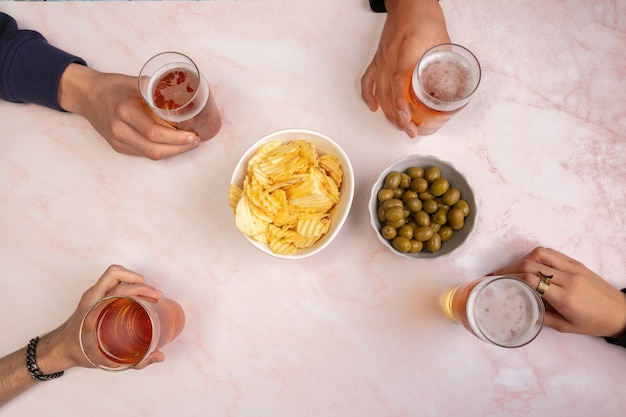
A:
[229,129,354,259]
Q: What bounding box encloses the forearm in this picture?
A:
[0,329,74,406]
[0,347,36,406]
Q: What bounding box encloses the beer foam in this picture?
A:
[468,278,541,347]
[413,51,478,111]
[146,62,208,123]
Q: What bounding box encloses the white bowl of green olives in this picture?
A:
[369,155,476,259]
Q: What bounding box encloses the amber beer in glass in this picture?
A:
[441,276,544,348]
[139,51,222,141]
[408,43,481,135]
[79,295,185,370]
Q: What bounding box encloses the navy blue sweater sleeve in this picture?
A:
[0,12,86,111]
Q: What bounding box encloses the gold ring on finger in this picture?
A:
[536,279,551,296]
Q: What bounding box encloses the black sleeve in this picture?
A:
[0,12,86,111]
[369,0,387,13]
[604,289,626,348]
[369,0,439,13]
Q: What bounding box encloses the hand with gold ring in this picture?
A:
[490,247,626,339]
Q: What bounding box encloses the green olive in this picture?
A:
[432,208,449,225]
[405,198,423,213]
[414,226,434,242]
[401,190,419,203]
[392,236,412,253]
[411,177,428,193]
[393,188,404,198]
[384,171,402,190]
[439,226,454,243]
[426,233,442,253]
[450,219,465,231]
[430,223,441,233]
[386,217,406,228]
[385,206,405,222]
[382,198,403,211]
[425,166,441,182]
[377,188,394,202]
[423,199,439,214]
[442,187,461,206]
[453,199,471,217]
[407,166,425,179]
[429,177,449,197]
[414,211,430,227]
[377,205,386,222]
[398,225,414,240]
[409,240,424,253]
[419,191,434,201]
[400,173,412,189]
[381,225,397,240]
[447,208,464,226]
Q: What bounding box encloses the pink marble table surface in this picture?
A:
[1,1,625,416]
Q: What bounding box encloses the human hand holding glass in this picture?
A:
[361,0,450,137]
[58,64,201,160]
[50,265,168,371]
[490,247,626,339]
[0,266,170,406]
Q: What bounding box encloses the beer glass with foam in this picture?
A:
[138,51,222,141]
[408,43,481,135]
[79,295,185,370]
[441,276,544,348]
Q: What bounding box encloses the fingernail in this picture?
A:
[186,135,195,144]
[399,111,411,123]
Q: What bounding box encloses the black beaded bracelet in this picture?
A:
[26,337,64,381]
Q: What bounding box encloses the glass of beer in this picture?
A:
[79,295,185,371]
[408,43,481,135]
[440,276,544,348]
[138,51,222,141]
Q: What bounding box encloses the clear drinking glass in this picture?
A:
[79,295,185,371]
[408,43,481,135]
[138,51,222,141]
[441,276,544,348]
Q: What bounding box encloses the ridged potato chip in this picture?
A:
[229,140,343,255]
